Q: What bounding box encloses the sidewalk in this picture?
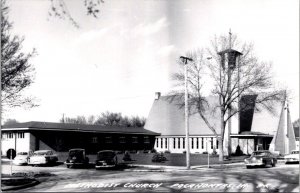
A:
[127,161,245,172]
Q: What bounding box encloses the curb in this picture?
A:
[126,162,245,172]
[1,177,40,191]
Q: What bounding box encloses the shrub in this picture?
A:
[151,149,157,153]
[164,150,171,154]
[151,152,167,162]
[202,151,208,154]
[122,151,132,161]
[212,147,218,155]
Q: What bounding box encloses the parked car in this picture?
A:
[151,152,167,162]
[13,152,32,165]
[95,150,118,169]
[284,150,299,164]
[244,150,277,169]
[64,148,89,168]
[28,150,58,166]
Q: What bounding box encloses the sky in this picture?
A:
[4,0,299,123]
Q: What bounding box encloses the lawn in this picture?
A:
[127,153,247,166]
[57,152,246,167]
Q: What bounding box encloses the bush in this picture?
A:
[212,147,218,155]
[164,150,171,154]
[123,151,132,161]
[151,152,167,162]
[182,151,186,154]
[150,149,157,153]
[202,151,208,154]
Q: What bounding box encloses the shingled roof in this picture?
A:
[2,121,159,135]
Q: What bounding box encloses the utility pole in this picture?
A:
[180,56,193,169]
[227,29,232,156]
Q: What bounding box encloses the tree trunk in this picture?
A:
[219,109,225,162]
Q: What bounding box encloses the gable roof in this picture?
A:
[2,121,159,135]
[145,94,284,136]
[144,95,221,136]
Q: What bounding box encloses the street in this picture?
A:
[2,162,299,192]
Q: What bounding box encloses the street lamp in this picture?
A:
[180,56,193,169]
[206,138,211,168]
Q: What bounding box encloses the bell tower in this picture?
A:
[217,30,243,156]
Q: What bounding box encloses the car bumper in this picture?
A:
[13,160,28,165]
[29,160,47,165]
[285,158,299,163]
[95,164,116,168]
[64,162,86,165]
[245,162,264,166]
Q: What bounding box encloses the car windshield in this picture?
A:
[97,151,115,160]
[69,150,84,158]
[252,152,268,156]
[292,151,299,154]
[34,151,50,156]
[17,152,28,155]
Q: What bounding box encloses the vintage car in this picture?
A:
[13,152,32,165]
[284,150,299,164]
[95,150,118,169]
[28,150,58,166]
[64,148,89,168]
[244,150,277,168]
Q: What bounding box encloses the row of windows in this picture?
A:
[91,136,150,144]
[156,137,218,149]
[2,132,25,139]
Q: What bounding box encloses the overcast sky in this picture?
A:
[5,0,299,122]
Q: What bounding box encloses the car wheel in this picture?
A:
[271,159,275,167]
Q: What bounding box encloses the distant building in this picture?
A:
[144,92,295,155]
[1,121,159,157]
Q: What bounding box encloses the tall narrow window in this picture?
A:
[173,138,176,149]
[191,138,194,149]
[165,138,168,148]
[178,138,180,149]
[161,138,163,148]
[196,138,199,149]
[156,138,159,147]
[211,137,213,149]
[182,138,185,149]
[201,138,204,149]
[216,138,219,149]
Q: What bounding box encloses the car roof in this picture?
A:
[34,150,51,152]
[97,150,115,153]
[69,148,85,151]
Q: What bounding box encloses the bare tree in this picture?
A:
[3,118,18,125]
[1,1,37,110]
[48,0,104,28]
[171,33,284,161]
[60,115,87,124]
[60,112,146,127]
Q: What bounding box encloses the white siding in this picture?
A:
[1,132,31,156]
[154,136,220,154]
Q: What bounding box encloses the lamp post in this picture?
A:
[180,56,193,169]
[206,138,210,168]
